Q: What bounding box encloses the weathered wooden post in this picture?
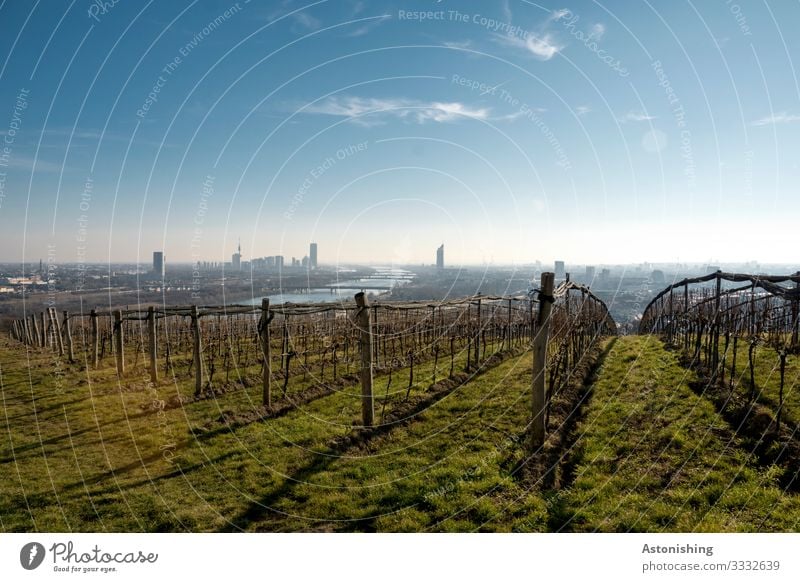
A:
[474,297,482,365]
[355,292,374,427]
[712,272,722,372]
[30,314,40,347]
[147,306,158,384]
[792,272,800,347]
[63,311,75,362]
[90,309,99,368]
[778,349,787,432]
[530,272,555,451]
[38,311,45,347]
[192,305,203,395]
[113,310,125,376]
[260,299,272,407]
[49,308,65,356]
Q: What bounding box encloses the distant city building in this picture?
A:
[585,265,596,283]
[599,268,611,286]
[232,240,242,271]
[302,256,309,268]
[153,251,165,277]
[309,243,318,269]
[651,269,666,286]
[554,261,565,279]
[275,255,284,269]
[436,244,444,270]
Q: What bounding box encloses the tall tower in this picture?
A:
[232,239,242,271]
[153,251,165,277]
[436,244,444,270]
[309,242,318,269]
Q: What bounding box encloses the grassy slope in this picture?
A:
[0,336,525,532]
[4,334,800,532]
[561,335,800,532]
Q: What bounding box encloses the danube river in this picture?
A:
[244,267,414,305]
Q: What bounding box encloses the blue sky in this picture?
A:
[0,0,798,266]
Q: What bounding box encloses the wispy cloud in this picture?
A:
[300,96,490,124]
[501,0,513,22]
[345,14,391,37]
[1,156,64,173]
[292,11,321,31]
[442,40,474,50]
[576,105,591,116]
[618,110,656,123]
[493,33,563,61]
[751,112,800,126]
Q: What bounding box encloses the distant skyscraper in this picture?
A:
[232,239,242,271]
[554,260,565,279]
[275,255,284,269]
[436,244,444,270]
[309,242,318,269]
[153,251,165,277]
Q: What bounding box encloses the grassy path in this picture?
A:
[559,336,800,532]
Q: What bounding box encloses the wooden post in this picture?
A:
[39,311,47,348]
[49,307,64,356]
[474,298,482,365]
[63,311,75,362]
[530,272,555,451]
[113,310,125,376]
[712,273,722,372]
[260,299,272,407]
[792,272,799,347]
[30,314,40,347]
[355,292,374,427]
[778,350,787,432]
[90,309,99,368]
[147,306,158,384]
[192,305,203,395]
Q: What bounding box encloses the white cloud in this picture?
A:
[301,96,490,124]
[526,34,563,60]
[751,112,800,126]
[618,110,656,123]
[591,23,605,39]
[576,105,591,116]
[493,33,563,61]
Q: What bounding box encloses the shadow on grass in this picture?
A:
[217,348,523,532]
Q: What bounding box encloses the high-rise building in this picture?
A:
[153,251,165,277]
[436,244,444,270]
[309,242,318,269]
[232,240,242,271]
[275,255,284,269]
[554,260,565,279]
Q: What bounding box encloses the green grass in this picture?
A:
[560,336,800,532]
[3,335,800,532]
[0,336,522,531]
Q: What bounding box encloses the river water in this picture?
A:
[244,267,414,305]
